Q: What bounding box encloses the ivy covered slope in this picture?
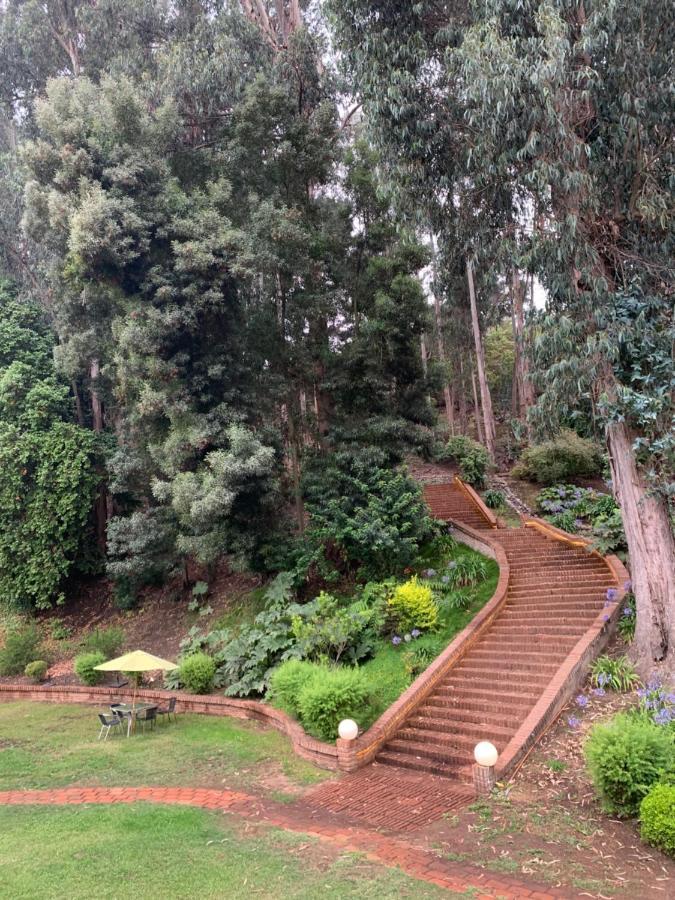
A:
[328,0,675,676]
[0,283,98,609]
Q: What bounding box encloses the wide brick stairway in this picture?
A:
[374,481,617,784]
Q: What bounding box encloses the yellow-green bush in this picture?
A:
[388,577,438,632]
[640,783,675,857]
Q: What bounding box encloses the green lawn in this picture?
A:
[0,701,329,793]
[0,804,462,900]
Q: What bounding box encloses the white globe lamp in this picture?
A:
[474,741,498,768]
[338,719,359,741]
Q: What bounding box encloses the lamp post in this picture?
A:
[473,741,498,795]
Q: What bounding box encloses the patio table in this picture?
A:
[114,702,158,737]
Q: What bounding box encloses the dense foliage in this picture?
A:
[512,431,602,485]
[584,714,674,817]
[0,285,99,610]
[640,785,675,857]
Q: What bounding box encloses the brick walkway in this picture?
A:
[0,786,571,899]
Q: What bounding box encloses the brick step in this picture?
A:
[398,726,511,755]
[500,608,599,623]
[448,669,555,692]
[507,585,608,599]
[424,694,535,717]
[386,737,473,767]
[503,547,593,558]
[488,623,587,637]
[432,683,540,705]
[508,568,610,581]
[476,635,579,652]
[503,600,601,614]
[454,655,560,675]
[419,705,525,731]
[506,556,601,569]
[469,642,568,658]
[406,714,516,742]
[375,750,473,783]
[438,672,548,696]
[450,664,553,687]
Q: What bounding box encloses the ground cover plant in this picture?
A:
[534,483,628,556]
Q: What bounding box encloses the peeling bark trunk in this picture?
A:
[429,233,454,431]
[466,260,496,459]
[459,355,468,434]
[510,270,535,431]
[470,360,484,445]
[607,420,675,675]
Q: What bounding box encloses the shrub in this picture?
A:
[441,435,490,488]
[112,575,139,611]
[402,640,444,681]
[74,651,106,686]
[179,652,216,694]
[640,784,675,856]
[268,660,320,717]
[388,577,438,632]
[548,510,579,533]
[80,626,125,659]
[483,489,505,509]
[291,592,383,665]
[0,623,41,675]
[297,667,372,741]
[512,429,602,484]
[584,713,674,816]
[24,659,48,682]
[49,618,72,640]
[590,655,641,692]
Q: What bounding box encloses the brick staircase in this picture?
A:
[374,481,618,784]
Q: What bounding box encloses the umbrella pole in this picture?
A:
[131,676,137,735]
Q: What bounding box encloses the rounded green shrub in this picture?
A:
[74,651,106,686]
[268,660,321,716]
[179,652,216,694]
[584,713,674,816]
[297,667,372,741]
[24,659,48,682]
[512,429,602,484]
[640,783,675,857]
[0,623,41,676]
[441,435,490,488]
[388,577,438,632]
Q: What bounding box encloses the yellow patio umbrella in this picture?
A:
[95,650,178,733]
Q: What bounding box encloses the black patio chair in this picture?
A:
[97,712,123,741]
[156,697,177,724]
[136,706,157,733]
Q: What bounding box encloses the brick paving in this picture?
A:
[303,763,474,831]
[0,785,572,898]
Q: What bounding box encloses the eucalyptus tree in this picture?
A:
[329,0,675,673]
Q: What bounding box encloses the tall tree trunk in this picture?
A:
[429,232,454,431]
[466,260,496,459]
[71,379,85,427]
[287,410,305,534]
[470,360,484,445]
[607,421,675,675]
[459,355,468,433]
[420,333,428,378]
[89,358,108,551]
[510,269,535,431]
